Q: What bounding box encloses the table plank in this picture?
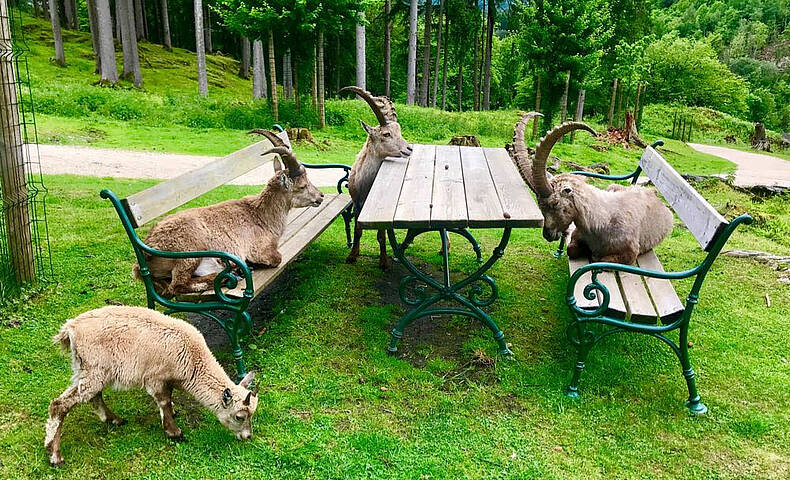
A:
[393,144,435,228]
[484,148,543,227]
[356,155,410,228]
[461,146,505,227]
[430,145,468,228]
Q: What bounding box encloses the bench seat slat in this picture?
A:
[176,193,351,301]
[636,250,685,321]
[618,271,657,321]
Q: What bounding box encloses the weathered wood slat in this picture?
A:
[640,147,727,250]
[483,148,544,228]
[636,250,685,321]
[566,225,626,314]
[226,193,352,297]
[124,139,278,227]
[598,270,627,315]
[617,271,657,322]
[393,144,435,228]
[431,145,468,228]
[460,146,505,227]
[356,156,410,229]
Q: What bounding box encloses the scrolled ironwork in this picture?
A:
[467,275,498,307]
[399,275,430,306]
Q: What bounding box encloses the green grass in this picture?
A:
[0,174,788,479]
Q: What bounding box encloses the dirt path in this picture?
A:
[33,144,346,187]
[688,143,790,189]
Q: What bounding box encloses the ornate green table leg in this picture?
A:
[386,227,514,356]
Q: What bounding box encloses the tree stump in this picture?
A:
[751,123,771,151]
[449,135,481,147]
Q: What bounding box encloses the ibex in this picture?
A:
[511,113,673,265]
[46,306,258,466]
[340,86,412,269]
[139,131,323,295]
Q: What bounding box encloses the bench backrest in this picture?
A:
[639,146,728,251]
[121,131,289,228]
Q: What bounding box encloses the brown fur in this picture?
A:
[139,161,323,296]
[45,306,258,466]
[343,89,412,269]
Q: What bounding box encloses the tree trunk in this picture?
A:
[608,78,618,127]
[560,70,570,122]
[311,43,317,108]
[194,0,207,96]
[64,0,76,30]
[282,49,291,99]
[334,35,340,96]
[441,16,449,111]
[615,81,623,128]
[141,0,148,39]
[431,0,444,108]
[570,89,585,143]
[134,0,144,40]
[418,0,432,106]
[406,0,418,104]
[119,0,141,85]
[268,29,278,121]
[239,36,250,79]
[633,84,642,127]
[160,0,171,50]
[252,39,266,99]
[94,0,118,84]
[204,4,212,53]
[293,63,300,111]
[473,12,479,111]
[533,76,541,138]
[384,0,391,97]
[457,62,463,112]
[115,0,122,41]
[0,1,35,283]
[42,0,49,17]
[48,0,66,66]
[318,30,325,128]
[356,12,365,90]
[483,0,494,110]
[34,0,41,18]
[87,0,102,74]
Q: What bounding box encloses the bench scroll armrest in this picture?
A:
[301,163,352,195]
[569,141,664,185]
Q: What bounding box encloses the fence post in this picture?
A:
[0,1,35,284]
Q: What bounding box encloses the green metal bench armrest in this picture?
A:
[301,162,351,195]
[566,213,753,324]
[101,189,255,307]
[569,141,664,184]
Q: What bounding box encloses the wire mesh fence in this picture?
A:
[0,0,53,301]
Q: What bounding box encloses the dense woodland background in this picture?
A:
[22,0,790,132]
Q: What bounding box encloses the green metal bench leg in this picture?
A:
[554,232,567,258]
[678,322,707,414]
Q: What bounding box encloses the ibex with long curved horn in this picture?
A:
[340,86,412,269]
[512,114,673,265]
[137,130,324,295]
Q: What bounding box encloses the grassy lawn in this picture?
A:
[0,174,787,479]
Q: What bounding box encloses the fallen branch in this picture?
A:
[723,250,790,271]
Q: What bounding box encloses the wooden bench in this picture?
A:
[101,129,352,377]
[561,141,752,414]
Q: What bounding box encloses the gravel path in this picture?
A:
[688,143,790,189]
[34,144,346,187]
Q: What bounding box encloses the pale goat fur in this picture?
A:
[45,306,258,466]
[139,139,323,296]
[512,114,673,265]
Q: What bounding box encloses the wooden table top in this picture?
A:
[358,144,544,229]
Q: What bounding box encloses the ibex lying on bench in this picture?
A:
[138,131,324,295]
[511,113,673,265]
[340,86,412,269]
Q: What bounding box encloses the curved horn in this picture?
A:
[533,122,598,197]
[339,86,389,126]
[262,147,304,178]
[249,129,287,148]
[512,112,543,192]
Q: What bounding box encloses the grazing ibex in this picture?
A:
[139,131,323,295]
[46,306,258,466]
[511,113,673,265]
[340,86,412,269]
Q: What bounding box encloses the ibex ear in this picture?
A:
[273,157,283,173]
[239,371,255,388]
[360,120,373,135]
[279,172,292,189]
[222,388,233,407]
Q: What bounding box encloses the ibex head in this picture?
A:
[511,114,598,241]
[340,86,412,159]
[253,130,324,208]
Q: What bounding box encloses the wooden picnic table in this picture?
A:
[358,144,543,355]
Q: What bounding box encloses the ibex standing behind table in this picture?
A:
[511,113,673,265]
[340,86,413,269]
